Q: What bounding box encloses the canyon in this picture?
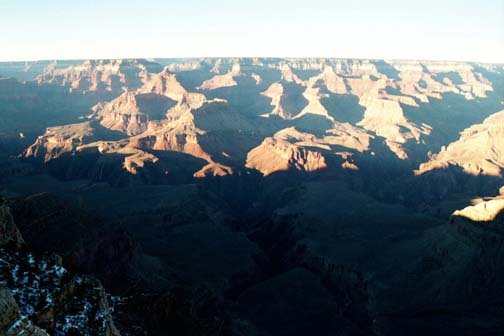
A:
[0,57,503,335]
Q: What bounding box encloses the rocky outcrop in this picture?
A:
[247,137,327,176]
[78,139,158,174]
[246,129,327,176]
[0,248,120,336]
[92,67,227,138]
[358,96,431,159]
[388,60,493,102]
[198,63,241,90]
[29,67,235,176]
[416,110,504,176]
[164,60,203,72]
[79,101,234,177]
[279,64,305,85]
[319,66,347,94]
[323,122,373,153]
[36,59,162,94]
[246,124,372,175]
[294,84,333,121]
[97,92,149,135]
[451,187,504,226]
[261,75,336,121]
[251,72,262,85]
[246,122,373,175]
[138,70,207,109]
[0,199,120,336]
[313,66,347,94]
[261,82,290,119]
[423,61,494,99]
[0,287,49,336]
[23,122,95,162]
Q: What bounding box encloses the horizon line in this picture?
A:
[1,56,503,65]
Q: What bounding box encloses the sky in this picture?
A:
[0,0,503,63]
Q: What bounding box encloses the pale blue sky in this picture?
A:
[1,0,503,62]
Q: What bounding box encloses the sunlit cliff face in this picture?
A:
[452,187,504,222]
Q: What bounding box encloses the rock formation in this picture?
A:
[294,84,333,121]
[79,100,234,177]
[246,136,327,176]
[452,187,504,222]
[246,125,371,175]
[313,66,347,94]
[261,82,290,119]
[358,96,431,159]
[138,69,207,109]
[0,287,49,336]
[323,122,373,153]
[97,91,150,135]
[20,58,502,179]
[23,122,95,162]
[416,110,504,176]
[0,200,120,336]
[36,59,163,94]
[198,63,241,90]
[279,64,305,85]
[388,60,494,102]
